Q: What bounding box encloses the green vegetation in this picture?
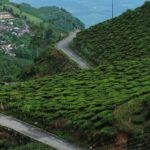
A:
[1,58,149,148]
[3,2,84,31]
[0,54,32,81]
[16,3,84,31]
[72,2,150,66]
[0,126,53,150]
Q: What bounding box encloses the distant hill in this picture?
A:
[3,2,84,31]
[17,3,84,31]
[72,2,150,66]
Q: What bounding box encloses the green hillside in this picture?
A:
[72,2,150,66]
[0,126,53,150]
[3,2,84,31]
[0,1,150,149]
[16,3,84,31]
[1,58,149,148]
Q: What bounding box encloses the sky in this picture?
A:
[10,0,147,27]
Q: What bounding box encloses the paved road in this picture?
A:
[56,30,91,69]
[0,114,85,150]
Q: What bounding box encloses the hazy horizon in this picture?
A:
[11,0,147,27]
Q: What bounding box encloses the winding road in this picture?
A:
[56,30,91,69]
[0,114,85,150]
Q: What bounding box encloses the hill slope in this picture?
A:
[72,2,150,66]
[0,1,149,149]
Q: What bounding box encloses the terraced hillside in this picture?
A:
[72,2,150,66]
[1,58,149,148]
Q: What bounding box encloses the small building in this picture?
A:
[0,12,13,19]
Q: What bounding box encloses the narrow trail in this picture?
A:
[0,114,85,150]
[56,30,91,69]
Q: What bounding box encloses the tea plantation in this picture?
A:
[0,58,149,147]
[72,2,150,66]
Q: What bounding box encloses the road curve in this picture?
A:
[0,114,85,150]
[56,30,91,69]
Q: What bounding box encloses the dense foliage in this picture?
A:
[1,58,149,148]
[73,2,150,66]
[16,3,84,31]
